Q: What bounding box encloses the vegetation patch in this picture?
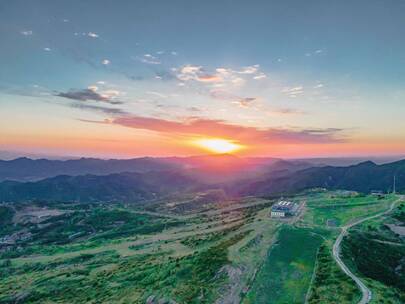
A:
[0,206,14,227]
[342,230,405,292]
[243,226,323,304]
[180,224,245,249]
[0,206,183,259]
[307,243,360,303]
[0,223,249,303]
[340,202,405,303]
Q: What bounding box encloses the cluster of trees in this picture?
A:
[342,231,405,292]
[308,244,360,303]
[0,207,14,228]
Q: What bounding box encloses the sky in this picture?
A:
[1,0,405,159]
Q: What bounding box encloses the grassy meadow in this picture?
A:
[0,192,403,303]
[243,226,324,304]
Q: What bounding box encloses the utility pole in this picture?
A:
[393,175,396,194]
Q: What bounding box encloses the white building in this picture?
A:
[270,200,298,218]
[271,210,287,217]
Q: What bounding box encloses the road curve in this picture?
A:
[332,196,402,304]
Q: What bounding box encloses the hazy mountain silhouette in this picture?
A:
[0,171,202,203]
[239,160,405,196]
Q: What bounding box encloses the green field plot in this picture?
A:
[243,226,324,304]
[302,194,396,227]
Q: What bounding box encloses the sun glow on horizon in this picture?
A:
[191,138,244,154]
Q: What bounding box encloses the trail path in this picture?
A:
[332,196,403,304]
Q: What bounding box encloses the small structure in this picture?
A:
[371,190,385,198]
[271,200,298,218]
[335,190,358,198]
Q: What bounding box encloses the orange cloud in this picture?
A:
[111,115,345,145]
[197,74,222,82]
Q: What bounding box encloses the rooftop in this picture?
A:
[271,200,297,212]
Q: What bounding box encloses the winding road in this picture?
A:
[332,196,403,304]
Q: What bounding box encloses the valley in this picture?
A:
[3,1,405,303]
[1,189,404,303]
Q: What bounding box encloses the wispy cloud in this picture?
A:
[210,89,302,115]
[187,106,202,112]
[146,91,167,98]
[87,32,99,38]
[56,87,123,105]
[231,97,256,108]
[253,73,267,80]
[138,54,161,65]
[237,65,259,74]
[273,108,305,115]
[210,90,257,108]
[282,86,304,98]
[174,64,267,87]
[305,49,325,57]
[71,103,128,115]
[105,115,345,144]
[176,65,203,81]
[20,30,33,36]
[197,74,222,83]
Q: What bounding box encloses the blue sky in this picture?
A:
[1,0,405,158]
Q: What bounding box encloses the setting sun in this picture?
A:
[192,138,244,154]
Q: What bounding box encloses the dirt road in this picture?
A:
[332,196,403,304]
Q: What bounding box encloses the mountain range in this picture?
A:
[239,160,405,196]
[0,171,202,203]
[3,155,400,183]
[0,157,183,182]
[0,156,403,203]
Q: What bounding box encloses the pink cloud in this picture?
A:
[111,115,345,144]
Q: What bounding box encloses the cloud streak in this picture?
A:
[56,87,123,105]
[87,32,99,38]
[20,30,33,36]
[70,103,128,115]
[109,115,345,144]
[174,64,267,87]
[282,86,304,98]
[139,54,161,65]
[210,90,257,107]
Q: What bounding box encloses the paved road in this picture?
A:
[332,196,403,304]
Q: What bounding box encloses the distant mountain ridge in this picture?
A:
[0,157,185,182]
[239,159,405,196]
[0,159,404,203]
[2,155,400,183]
[0,171,202,203]
[0,155,283,182]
